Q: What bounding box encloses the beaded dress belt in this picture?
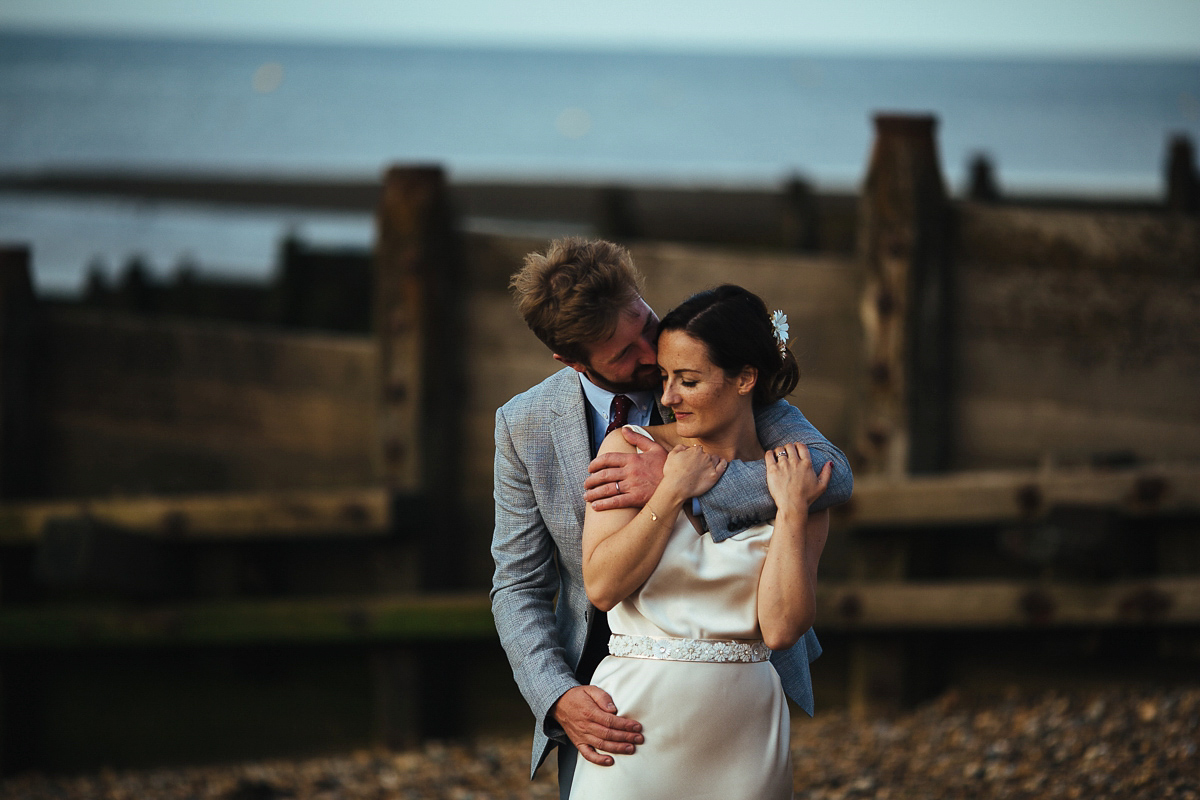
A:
[608,633,771,663]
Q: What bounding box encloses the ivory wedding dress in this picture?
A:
[568,426,793,800]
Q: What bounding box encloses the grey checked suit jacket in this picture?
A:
[490,367,853,778]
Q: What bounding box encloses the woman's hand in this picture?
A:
[662,444,728,499]
[765,442,831,516]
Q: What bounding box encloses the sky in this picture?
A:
[2,0,1199,58]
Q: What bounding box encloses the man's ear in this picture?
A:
[737,366,758,395]
[554,354,588,374]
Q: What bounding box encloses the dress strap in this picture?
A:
[608,634,771,663]
[622,423,655,454]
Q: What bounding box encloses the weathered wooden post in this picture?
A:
[375,166,465,493]
[0,247,37,501]
[855,113,954,477]
[1166,134,1199,215]
[849,114,955,716]
[966,153,1001,202]
[598,185,640,241]
[781,174,820,251]
[0,245,35,774]
[372,165,468,747]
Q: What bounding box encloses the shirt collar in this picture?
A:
[576,373,655,421]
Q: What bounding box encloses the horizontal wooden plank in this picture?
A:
[954,396,1200,472]
[39,420,382,496]
[836,464,1200,528]
[817,577,1200,630]
[3,464,1194,545]
[42,308,379,395]
[0,487,390,544]
[0,593,495,648]
[37,309,383,496]
[956,203,1200,275]
[3,577,1199,648]
[952,256,1200,468]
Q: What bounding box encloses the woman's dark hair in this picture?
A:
[658,284,799,406]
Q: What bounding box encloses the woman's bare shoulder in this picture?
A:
[597,422,679,455]
[642,423,681,449]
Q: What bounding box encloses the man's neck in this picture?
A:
[578,373,653,409]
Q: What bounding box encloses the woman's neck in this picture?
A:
[683,413,764,463]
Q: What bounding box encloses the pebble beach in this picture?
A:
[4,685,1197,800]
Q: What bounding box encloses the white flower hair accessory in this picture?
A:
[770,309,789,354]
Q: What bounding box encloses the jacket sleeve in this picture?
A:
[489,405,577,743]
[698,399,853,539]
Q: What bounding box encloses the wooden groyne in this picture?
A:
[4,132,1189,252]
[0,169,862,251]
[1,118,1199,771]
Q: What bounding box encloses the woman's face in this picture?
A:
[657,329,752,440]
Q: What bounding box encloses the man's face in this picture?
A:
[556,297,661,394]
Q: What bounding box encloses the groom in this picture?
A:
[490,237,852,798]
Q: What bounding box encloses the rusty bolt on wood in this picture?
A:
[383,440,406,466]
[866,425,890,449]
[161,510,189,538]
[838,594,864,621]
[1019,589,1056,625]
[340,503,370,525]
[869,362,892,387]
[1016,484,1043,518]
[344,609,371,634]
[875,289,896,317]
[1130,476,1168,507]
[283,502,315,520]
[1117,588,1173,622]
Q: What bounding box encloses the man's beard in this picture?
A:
[588,363,662,394]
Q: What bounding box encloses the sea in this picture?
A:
[1,31,1198,293]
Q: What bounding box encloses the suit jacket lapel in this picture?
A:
[549,372,592,532]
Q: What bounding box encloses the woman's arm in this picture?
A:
[699,400,852,540]
[758,508,829,650]
[583,433,727,611]
[756,442,832,651]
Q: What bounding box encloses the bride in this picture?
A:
[570,284,832,800]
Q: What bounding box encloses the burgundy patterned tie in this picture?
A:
[605,394,633,436]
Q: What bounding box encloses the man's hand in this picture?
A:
[584,428,667,511]
[552,685,644,766]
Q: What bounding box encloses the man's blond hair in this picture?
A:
[510,237,645,365]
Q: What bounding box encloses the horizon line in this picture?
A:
[3,23,1199,63]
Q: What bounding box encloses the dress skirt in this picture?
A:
[569,651,793,800]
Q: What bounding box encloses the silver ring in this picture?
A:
[777,451,787,457]
[615,481,620,493]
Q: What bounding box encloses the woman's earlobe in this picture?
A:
[738,366,758,394]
